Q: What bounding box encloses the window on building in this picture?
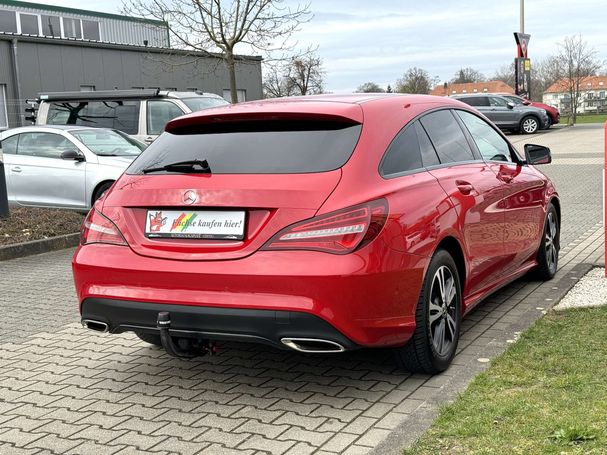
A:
[62,17,82,39]
[222,89,246,102]
[80,85,95,91]
[0,85,8,129]
[0,10,17,33]
[41,15,60,37]
[19,13,39,35]
[588,92,594,99]
[82,20,100,40]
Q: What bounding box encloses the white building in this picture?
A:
[543,76,607,115]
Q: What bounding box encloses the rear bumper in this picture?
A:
[81,298,359,350]
[73,244,426,347]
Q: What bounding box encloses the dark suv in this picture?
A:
[451,94,549,134]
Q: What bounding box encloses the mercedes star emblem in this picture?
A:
[183,190,198,205]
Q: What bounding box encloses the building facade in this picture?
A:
[430,80,515,97]
[543,76,607,115]
[0,0,263,130]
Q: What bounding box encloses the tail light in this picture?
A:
[81,208,127,246]
[262,199,388,254]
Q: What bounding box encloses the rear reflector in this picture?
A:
[81,208,127,246]
[262,199,388,254]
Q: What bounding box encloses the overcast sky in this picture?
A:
[38,0,607,92]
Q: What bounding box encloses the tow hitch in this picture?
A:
[157,311,218,358]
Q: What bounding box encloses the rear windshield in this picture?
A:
[181,97,229,112]
[127,120,362,174]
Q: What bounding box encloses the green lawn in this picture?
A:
[404,307,607,454]
[560,113,607,124]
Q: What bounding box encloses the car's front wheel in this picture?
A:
[395,249,462,374]
[520,116,539,134]
[533,203,560,280]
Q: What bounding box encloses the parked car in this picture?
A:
[73,94,560,374]
[451,93,550,134]
[32,89,229,144]
[495,93,560,127]
[0,125,145,210]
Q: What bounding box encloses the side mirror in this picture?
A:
[61,150,85,162]
[506,102,515,110]
[524,144,551,165]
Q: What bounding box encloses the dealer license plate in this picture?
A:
[145,210,245,240]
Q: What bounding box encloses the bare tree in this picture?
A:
[555,35,603,124]
[395,67,437,94]
[123,0,311,103]
[263,50,324,97]
[262,62,293,98]
[493,63,515,90]
[451,67,486,84]
[285,51,324,95]
[356,82,385,93]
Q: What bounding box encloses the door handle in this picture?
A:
[11,167,22,173]
[455,180,474,195]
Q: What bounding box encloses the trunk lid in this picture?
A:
[103,171,342,260]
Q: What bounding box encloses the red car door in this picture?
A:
[419,109,507,302]
[453,109,546,275]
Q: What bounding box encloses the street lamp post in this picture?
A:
[514,0,531,99]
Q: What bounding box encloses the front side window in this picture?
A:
[147,101,185,135]
[489,96,509,107]
[17,132,75,159]
[419,110,475,164]
[71,129,144,156]
[46,100,140,135]
[128,120,362,175]
[456,110,512,163]
[504,95,523,105]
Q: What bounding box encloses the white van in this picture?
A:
[33,89,229,144]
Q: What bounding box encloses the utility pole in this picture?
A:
[514,0,530,98]
[520,0,524,34]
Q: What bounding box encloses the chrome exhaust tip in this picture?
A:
[82,319,109,333]
[281,337,345,353]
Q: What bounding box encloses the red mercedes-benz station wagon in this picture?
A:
[72,94,560,373]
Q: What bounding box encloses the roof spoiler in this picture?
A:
[37,88,161,102]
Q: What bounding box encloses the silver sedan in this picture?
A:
[0,125,145,210]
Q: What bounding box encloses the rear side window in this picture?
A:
[147,100,184,135]
[380,123,422,176]
[458,96,489,107]
[419,110,475,164]
[127,120,362,174]
[46,101,140,135]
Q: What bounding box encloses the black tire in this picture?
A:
[135,332,162,346]
[533,203,559,280]
[92,181,114,204]
[395,249,462,374]
[520,116,539,134]
[545,117,553,129]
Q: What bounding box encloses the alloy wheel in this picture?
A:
[545,211,558,273]
[428,266,458,357]
[522,117,539,133]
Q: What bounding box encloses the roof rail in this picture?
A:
[38,89,161,102]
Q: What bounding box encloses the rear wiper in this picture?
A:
[142,159,211,174]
